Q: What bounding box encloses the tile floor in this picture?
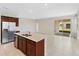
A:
[0,35,79,56]
[0,42,25,56]
[47,35,79,56]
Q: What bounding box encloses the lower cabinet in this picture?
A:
[27,39,36,56]
[22,39,27,54]
[14,35,19,48]
[18,36,23,52]
[15,35,44,56]
[18,36,27,55]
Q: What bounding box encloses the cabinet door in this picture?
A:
[14,35,20,49]
[15,35,19,49]
[18,37,23,52]
[36,40,44,56]
[27,39,36,56]
[22,39,27,55]
[14,35,17,47]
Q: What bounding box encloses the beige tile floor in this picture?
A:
[0,35,79,56]
[47,35,79,56]
[0,42,25,56]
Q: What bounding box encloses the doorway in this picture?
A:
[54,19,71,37]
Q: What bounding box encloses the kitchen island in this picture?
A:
[14,32,45,56]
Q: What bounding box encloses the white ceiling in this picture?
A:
[0,3,79,19]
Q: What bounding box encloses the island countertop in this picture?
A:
[15,32,46,42]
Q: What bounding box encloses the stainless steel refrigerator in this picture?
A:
[2,22,16,44]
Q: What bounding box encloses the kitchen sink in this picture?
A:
[21,34,32,37]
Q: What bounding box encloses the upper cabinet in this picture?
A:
[1,16,19,26]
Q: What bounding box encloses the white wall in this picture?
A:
[71,15,77,39]
[0,16,1,43]
[19,18,36,32]
[77,13,79,43]
[36,18,54,35]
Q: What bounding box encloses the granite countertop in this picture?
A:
[15,32,46,42]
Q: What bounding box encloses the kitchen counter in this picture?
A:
[14,32,45,56]
[15,32,46,42]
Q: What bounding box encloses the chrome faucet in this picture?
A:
[28,32,30,35]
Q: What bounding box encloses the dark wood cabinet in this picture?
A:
[18,36,27,54]
[14,35,16,47]
[18,36,23,52]
[36,40,44,56]
[22,38,27,54]
[27,39,36,56]
[1,16,19,26]
[14,35,19,49]
[14,31,20,48]
[15,35,44,56]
